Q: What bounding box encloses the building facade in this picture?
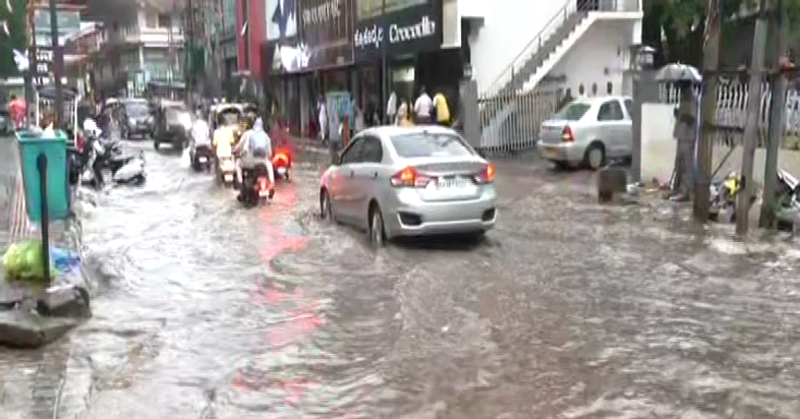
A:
[73,0,184,98]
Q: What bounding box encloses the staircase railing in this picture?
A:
[481,0,641,98]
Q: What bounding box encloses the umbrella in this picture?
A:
[656,63,702,83]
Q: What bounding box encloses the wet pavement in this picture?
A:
[2,140,800,418]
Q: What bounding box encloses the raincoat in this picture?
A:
[234,118,274,185]
[213,125,235,158]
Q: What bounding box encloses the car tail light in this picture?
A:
[390,167,431,188]
[473,163,496,184]
[562,126,574,143]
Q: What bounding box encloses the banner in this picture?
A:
[265,0,299,41]
[352,0,441,62]
[295,0,353,71]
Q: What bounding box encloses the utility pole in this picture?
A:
[168,1,176,99]
[736,0,770,236]
[693,0,722,221]
[759,0,789,228]
[24,0,36,125]
[47,0,64,127]
[380,0,387,122]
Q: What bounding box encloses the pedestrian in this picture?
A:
[669,81,698,202]
[317,95,328,145]
[433,90,450,127]
[386,91,397,125]
[7,94,26,130]
[413,86,433,125]
[396,100,414,127]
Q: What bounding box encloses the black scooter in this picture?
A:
[190,144,214,172]
[237,162,274,206]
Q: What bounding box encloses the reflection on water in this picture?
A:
[2,144,799,418]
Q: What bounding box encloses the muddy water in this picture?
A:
[2,142,799,418]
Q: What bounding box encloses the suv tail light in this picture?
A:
[562,126,574,143]
[390,167,431,188]
[473,163,496,184]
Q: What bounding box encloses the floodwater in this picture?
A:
[2,140,800,418]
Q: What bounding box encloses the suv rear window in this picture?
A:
[391,133,474,159]
[553,103,591,121]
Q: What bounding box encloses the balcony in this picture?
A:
[121,27,184,48]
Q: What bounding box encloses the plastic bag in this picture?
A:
[2,240,57,282]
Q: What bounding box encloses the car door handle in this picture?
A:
[372,172,378,179]
[349,170,354,178]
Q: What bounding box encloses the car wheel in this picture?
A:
[369,205,386,247]
[584,143,606,170]
[320,190,333,221]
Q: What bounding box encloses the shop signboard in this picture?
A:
[352,0,442,62]
[295,0,353,71]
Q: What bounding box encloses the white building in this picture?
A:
[78,0,185,97]
[448,0,643,149]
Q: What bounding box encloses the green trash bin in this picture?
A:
[15,130,70,223]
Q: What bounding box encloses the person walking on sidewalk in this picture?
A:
[386,91,397,125]
[413,87,433,125]
[317,95,328,145]
[433,90,450,126]
[669,81,698,202]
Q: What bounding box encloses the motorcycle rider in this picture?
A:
[190,109,211,159]
[233,116,275,198]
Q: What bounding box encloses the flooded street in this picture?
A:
[3,141,800,418]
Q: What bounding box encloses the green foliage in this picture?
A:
[643,0,800,67]
[0,0,28,78]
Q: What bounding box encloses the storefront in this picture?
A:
[352,0,446,118]
[264,0,356,135]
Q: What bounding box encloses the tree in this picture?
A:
[0,0,28,78]
[642,0,800,67]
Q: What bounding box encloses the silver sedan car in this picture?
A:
[319,126,498,246]
[538,95,633,170]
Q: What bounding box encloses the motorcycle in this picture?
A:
[237,162,274,206]
[272,147,292,180]
[86,136,146,187]
[191,144,214,172]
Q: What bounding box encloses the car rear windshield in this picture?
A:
[390,132,474,158]
[553,103,591,121]
[127,104,149,117]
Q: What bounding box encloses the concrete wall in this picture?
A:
[468,0,574,93]
[548,20,631,97]
[641,103,800,187]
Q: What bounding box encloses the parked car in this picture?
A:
[152,100,192,150]
[319,125,497,246]
[121,98,153,139]
[538,95,634,170]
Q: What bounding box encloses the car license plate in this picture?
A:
[277,167,287,174]
[437,177,469,189]
[542,147,560,160]
[199,157,207,163]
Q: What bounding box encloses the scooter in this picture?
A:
[272,147,292,180]
[191,144,214,172]
[86,137,146,187]
[237,162,274,206]
[217,155,236,187]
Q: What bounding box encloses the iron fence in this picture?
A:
[476,85,562,155]
[658,79,800,150]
